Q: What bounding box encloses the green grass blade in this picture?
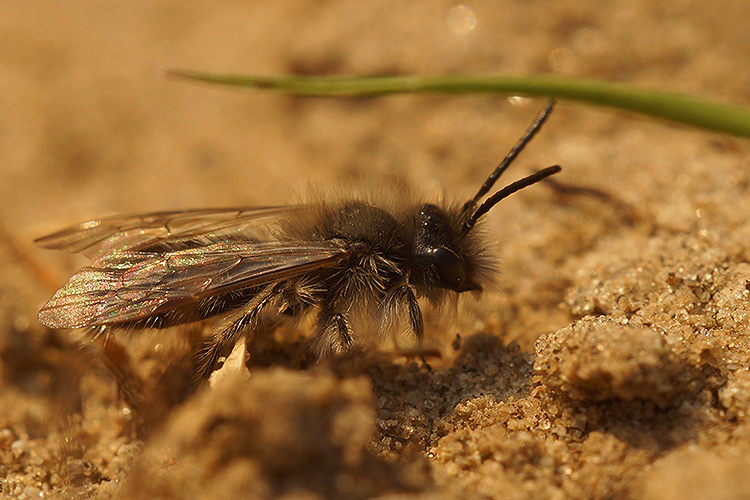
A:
[164,69,750,139]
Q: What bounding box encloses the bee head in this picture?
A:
[413,203,481,292]
[413,100,561,294]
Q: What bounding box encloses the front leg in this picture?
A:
[381,283,424,341]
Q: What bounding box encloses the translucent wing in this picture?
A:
[39,240,348,329]
[34,206,310,259]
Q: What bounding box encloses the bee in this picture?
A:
[37,101,560,378]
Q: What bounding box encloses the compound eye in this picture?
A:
[433,247,466,291]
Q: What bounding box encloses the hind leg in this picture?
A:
[198,280,318,378]
[197,283,280,378]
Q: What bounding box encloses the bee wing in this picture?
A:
[35,206,310,259]
[39,240,348,329]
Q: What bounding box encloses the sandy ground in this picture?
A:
[2,0,750,498]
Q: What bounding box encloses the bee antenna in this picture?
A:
[461,165,561,233]
[462,165,561,233]
[461,99,556,217]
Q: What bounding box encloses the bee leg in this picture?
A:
[314,309,354,358]
[278,281,315,317]
[94,326,148,415]
[382,284,424,341]
[197,283,280,378]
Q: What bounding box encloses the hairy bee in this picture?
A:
[37,101,559,377]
